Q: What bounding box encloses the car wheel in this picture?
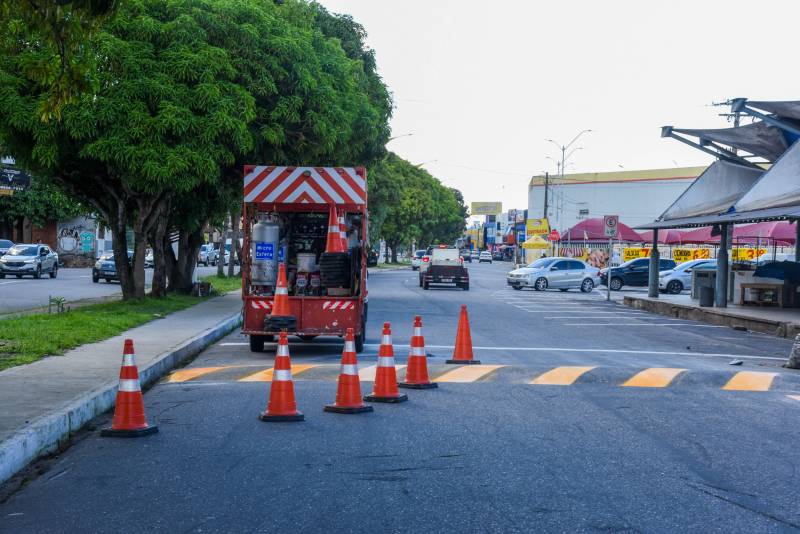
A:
[610,277,623,291]
[580,278,594,293]
[462,283,469,291]
[249,335,265,353]
[559,288,569,292]
[534,277,548,291]
[667,280,683,294]
[512,285,522,291]
[423,280,429,290]
[16,275,21,278]
[0,273,4,279]
[50,265,58,278]
[105,279,111,283]
[33,266,41,279]
[92,275,99,283]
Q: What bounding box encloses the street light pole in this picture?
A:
[545,129,592,230]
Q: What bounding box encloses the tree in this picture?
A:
[0,178,86,239]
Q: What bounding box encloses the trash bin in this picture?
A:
[699,286,714,307]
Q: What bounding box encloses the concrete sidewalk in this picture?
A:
[0,292,242,484]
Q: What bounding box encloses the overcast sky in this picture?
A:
[318,0,798,217]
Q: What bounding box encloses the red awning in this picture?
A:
[561,218,643,243]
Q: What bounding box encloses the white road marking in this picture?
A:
[548,316,687,320]
[559,323,727,327]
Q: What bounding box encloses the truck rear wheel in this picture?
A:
[249,335,265,353]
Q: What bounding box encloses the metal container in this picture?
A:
[251,214,280,286]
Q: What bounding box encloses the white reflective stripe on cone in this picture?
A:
[329,226,339,233]
[409,346,425,357]
[381,334,392,345]
[414,327,422,336]
[122,354,136,366]
[340,364,358,376]
[275,287,288,295]
[277,345,290,357]
[344,341,355,353]
[377,356,395,368]
[273,369,292,381]
[118,379,141,392]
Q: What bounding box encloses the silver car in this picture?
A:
[658,259,715,294]
[507,257,600,292]
[0,243,59,279]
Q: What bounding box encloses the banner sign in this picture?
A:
[623,247,651,262]
[731,248,766,262]
[0,165,32,193]
[672,248,711,263]
[525,218,550,236]
[471,201,502,216]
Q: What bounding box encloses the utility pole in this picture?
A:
[543,172,549,220]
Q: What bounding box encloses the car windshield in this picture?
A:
[0,239,12,248]
[526,258,556,269]
[8,245,37,256]
[415,251,425,258]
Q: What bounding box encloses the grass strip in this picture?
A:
[200,274,242,294]
[0,294,203,371]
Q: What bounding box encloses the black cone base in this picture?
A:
[324,403,374,414]
[101,425,158,438]
[398,382,438,389]
[260,411,304,422]
[446,359,481,365]
[364,393,408,403]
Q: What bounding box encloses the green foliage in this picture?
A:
[200,273,241,294]
[0,178,86,227]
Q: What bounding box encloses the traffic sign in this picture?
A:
[548,229,561,241]
[603,215,619,238]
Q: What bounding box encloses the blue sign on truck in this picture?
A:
[255,242,274,261]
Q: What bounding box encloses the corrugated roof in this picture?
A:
[529,166,706,188]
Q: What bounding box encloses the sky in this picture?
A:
[318,0,799,219]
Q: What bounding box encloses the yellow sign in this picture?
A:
[731,248,767,262]
[623,248,651,262]
[525,218,550,236]
[672,248,711,263]
[471,201,502,216]
[0,188,12,196]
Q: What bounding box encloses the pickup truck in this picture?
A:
[419,247,469,290]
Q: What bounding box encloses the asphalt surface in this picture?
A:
[0,266,219,314]
[2,262,800,533]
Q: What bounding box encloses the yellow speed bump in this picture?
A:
[530,366,595,386]
[723,371,777,391]
[238,364,318,382]
[167,366,229,383]
[622,368,686,388]
[358,364,406,382]
[433,365,505,383]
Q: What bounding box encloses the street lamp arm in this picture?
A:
[564,129,593,151]
[545,139,563,152]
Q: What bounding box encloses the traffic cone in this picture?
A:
[260,331,304,422]
[324,328,373,414]
[265,262,296,331]
[399,316,438,389]
[446,305,481,364]
[101,339,158,437]
[325,205,346,254]
[364,322,408,403]
[338,212,348,250]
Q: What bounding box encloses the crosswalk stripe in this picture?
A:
[433,365,505,383]
[722,371,777,391]
[530,366,596,385]
[238,364,318,382]
[167,367,229,383]
[787,395,800,402]
[358,364,406,381]
[622,368,687,388]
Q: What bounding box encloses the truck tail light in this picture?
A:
[422,257,429,262]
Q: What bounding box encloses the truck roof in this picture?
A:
[243,166,366,205]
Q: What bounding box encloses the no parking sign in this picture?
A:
[603,215,619,238]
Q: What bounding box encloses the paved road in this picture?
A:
[0,266,220,314]
[2,262,800,532]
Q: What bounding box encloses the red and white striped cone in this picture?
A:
[101,339,158,437]
[324,328,373,414]
[399,316,438,389]
[364,322,408,403]
[260,331,304,422]
[324,205,346,254]
[338,213,348,250]
[446,305,481,364]
[265,262,296,331]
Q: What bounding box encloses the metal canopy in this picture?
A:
[734,139,800,213]
[671,122,787,162]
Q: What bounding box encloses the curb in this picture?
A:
[0,310,242,486]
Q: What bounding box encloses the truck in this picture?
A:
[419,246,469,290]
[240,166,369,352]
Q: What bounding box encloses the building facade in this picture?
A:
[528,166,706,233]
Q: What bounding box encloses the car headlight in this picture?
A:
[95,261,102,268]
[0,258,6,263]
[24,259,36,263]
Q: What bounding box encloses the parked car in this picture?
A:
[460,249,472,263]
[198,243,218,266]
[144,249,154,268]
[0,239,13,256]
[507,257,600,292]
[659,259,716,294]
[0,243,59,279]
[600,257,677,290]
[492,250,504,261]
[478,251,492,263]
[470,250,479,260]
[93,250,133,283]
[411,249,426,271]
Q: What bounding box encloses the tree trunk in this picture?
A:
[107,200,140,299]
[227,209,239,277]
[384,241,389,264]
[170,226,205,294]
[149,200,169,297]
[217,216,228,277]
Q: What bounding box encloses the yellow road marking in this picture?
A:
[622,368,686,388]
[723,371,777,391]
[433,365,505,383]
[358,364,406,382]
[530,366,596,385]
[787,395,800,402]
[238,364,318,382]
[167,367,229,383]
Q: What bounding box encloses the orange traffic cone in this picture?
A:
[338,212,348,250]
[101,339,158,437]
[364,322,408,403]
[446,305,481,364]
[265,262,296,331]
[325,205,346,254]
[399,316,438,389]
[324,328,373,414]
[260,331,304,422]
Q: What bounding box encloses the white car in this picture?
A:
[478,251,492,263]
[507,257,600,292]
[658,259,715,294]
[411,250,426,271]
